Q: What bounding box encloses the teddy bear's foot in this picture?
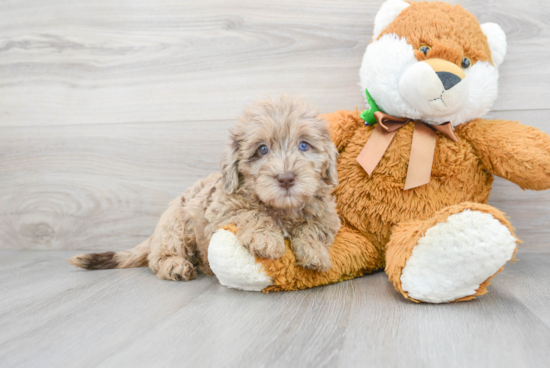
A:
[386,202,519,303]
[208,225,273,291]
[210,225,382,292]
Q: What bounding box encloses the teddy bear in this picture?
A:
[207,0,550,303]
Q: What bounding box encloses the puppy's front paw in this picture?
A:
[292,240,332,272]
[237,229,286,260]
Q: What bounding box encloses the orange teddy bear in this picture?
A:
[208,0,550,303]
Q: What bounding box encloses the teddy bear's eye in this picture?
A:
[419,45,431,56]
[461,57,471,69]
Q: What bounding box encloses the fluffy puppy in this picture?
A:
[69,96,341,280]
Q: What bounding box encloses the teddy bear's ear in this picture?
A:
[372,0,410,40]
[481,23,507,67]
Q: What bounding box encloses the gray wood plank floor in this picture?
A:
[1,250,549,368]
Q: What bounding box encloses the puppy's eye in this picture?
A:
[258,145,269,155]
[419,45,431,56]
[298,142,309,151]
[461,57,471,69]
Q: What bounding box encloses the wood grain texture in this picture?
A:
[0,0,549,253]
[0,120,234,250]
[1,250,550,368]
[0,0,548,127]
[1,111,549,252]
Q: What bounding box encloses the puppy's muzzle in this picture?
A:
[277,172,296,190]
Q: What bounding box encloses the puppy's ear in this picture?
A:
[324,144,339,186]
[220,134,241,194]
[321,127,339,186]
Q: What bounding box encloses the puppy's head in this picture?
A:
[220,96,338,209]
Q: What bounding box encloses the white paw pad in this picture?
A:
[400,210,517,303]
[208,229,273,291]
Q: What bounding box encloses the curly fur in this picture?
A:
[68,96,341,279]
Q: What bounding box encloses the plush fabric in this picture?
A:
[360,2,505,127]
[386,203,518,303]
[209,225,273,291]
[378,2,493,65]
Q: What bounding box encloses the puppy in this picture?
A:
[69,96,341,280]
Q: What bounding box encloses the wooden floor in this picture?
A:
[1,0,550,367]
[1,250,550,368]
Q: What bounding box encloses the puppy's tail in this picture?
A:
[68,238,151,270]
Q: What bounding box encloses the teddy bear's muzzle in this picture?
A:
[399,58,469,119]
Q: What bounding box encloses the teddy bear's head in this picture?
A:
[360,0,507,127]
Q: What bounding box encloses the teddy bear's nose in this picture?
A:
[437,71,462,90]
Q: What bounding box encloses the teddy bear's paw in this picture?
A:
[400,210,517,303]
[208,228,273,291]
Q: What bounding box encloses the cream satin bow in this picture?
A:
[356,111,459,190]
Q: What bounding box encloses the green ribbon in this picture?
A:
[359,88,381,125]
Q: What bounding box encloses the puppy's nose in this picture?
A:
[436,71,462,90]
[277,172,296,189]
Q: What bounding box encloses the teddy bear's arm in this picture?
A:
[458,119,550,190]
[321,110,364,152]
